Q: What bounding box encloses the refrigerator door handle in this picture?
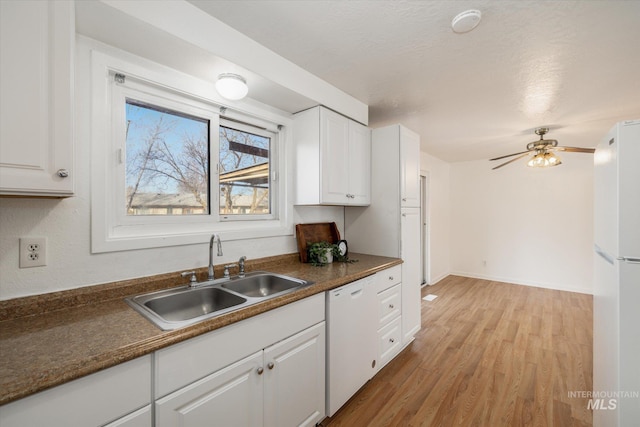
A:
[595,244,615,265]
[617,256,640,264]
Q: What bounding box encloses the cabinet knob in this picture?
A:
[257,367,264,375]
[389,338,395,343]
[402,198,407,202]
[57,169,69,178]
[389,304,394,309]
[267,362,275,370]
[389,276,394,281]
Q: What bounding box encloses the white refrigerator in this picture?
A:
[593,119,640,427]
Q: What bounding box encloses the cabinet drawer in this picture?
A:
[377,317,402,371]
[377,284,401,327]
[375,265,402,293]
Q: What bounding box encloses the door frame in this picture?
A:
[420,171,430,286]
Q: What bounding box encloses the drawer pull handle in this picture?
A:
[267,362,275,370]
[257,367,264,375]
[389,338,395,343]
[389,304,394,309]
[388,276,394,281]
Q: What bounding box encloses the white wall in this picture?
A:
[0,37,343,301]
[449,156,594,294]
[421,152,451,285]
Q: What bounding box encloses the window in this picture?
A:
[91,51,291,253]
[219,121,275,219]
[125,99,210,216]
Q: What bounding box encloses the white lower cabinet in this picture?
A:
[264,322,326,427]
[156,351,264,427]
[154,293,326,427]
[0,355,152,427]
[374,266,403,373]
[325,266,406,416]
[156,322,325,427]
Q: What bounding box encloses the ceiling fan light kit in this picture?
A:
[527,151,562,168]
[490,127,595,170]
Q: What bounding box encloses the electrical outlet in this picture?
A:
[19,237,47,268]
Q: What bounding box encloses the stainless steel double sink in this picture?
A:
[126,272,312,330]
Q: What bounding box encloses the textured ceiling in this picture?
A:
[188,0,640,162]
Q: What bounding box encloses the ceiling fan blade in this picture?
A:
[554,146,596,153]
[492,152,530,170]
[489,150,530,161]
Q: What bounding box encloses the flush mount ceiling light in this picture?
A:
[451,9,482,34]
[215,73,248,100]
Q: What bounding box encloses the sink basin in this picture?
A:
[221,272,308,298]
[126,271,312,330]
[144,287,246,322]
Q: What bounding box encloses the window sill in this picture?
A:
[91,219,292,253]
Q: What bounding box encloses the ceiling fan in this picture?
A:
[490,127,596,170]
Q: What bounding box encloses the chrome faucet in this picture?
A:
[238,256,247,277]
[208,234,223,280]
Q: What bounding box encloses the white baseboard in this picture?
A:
[428,272,450,286]
[449,271,593,295]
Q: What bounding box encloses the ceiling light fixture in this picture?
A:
[451,9,482,34]
[215,73,248,100]
[527,150,562,168]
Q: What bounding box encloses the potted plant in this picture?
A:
[307,241,339,266]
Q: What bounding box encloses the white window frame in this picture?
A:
[114,77,220,226]
[219,118,277,222]
[91,50,292,253]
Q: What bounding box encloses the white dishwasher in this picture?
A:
[326,275,377,416]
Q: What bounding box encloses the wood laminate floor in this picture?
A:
[323,275,593,427]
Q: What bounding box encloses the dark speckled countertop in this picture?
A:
[0,253,401,406]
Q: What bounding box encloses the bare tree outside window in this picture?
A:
[219,125,271,216]
[125,99,209,215]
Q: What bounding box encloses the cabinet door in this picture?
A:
[156,351,263,427]
[320,108,349,204]
[400,127,420,207]
[0,0,74,197]
[347,121,371,205]
[401,208,422,344]
[264,322,325,427]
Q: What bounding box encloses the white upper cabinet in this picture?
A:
[400,127,420,207]
[0,0,74,197]
[294,106,370,206]
[347,120,372,205]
